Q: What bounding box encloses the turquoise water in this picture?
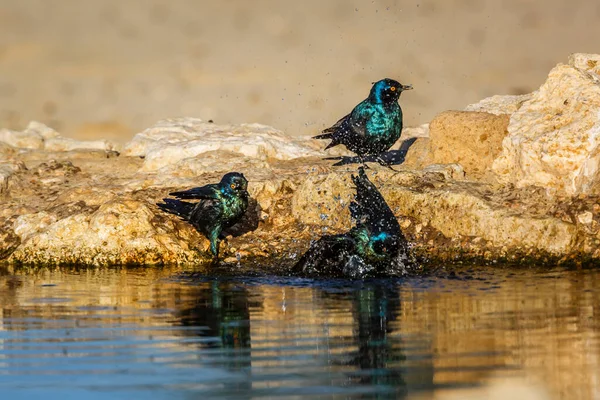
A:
[0,266,599,399]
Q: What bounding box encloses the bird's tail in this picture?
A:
[312,132,333,140]
[156,198,194,221]
[313,132,341,150]
[350,167,377,220]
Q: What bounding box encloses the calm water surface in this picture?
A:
[0,265,599,399]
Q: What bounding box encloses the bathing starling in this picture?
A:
[157,172,249,259]
[294,167,411,278]
[314,78,412,167]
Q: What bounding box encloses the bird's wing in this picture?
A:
[156,198,195,220]
[322,112,352,133]
[169,184,220,199]
[322,100,375,136]
[294,234,356,275]
[345,102,376,138]
[187,198,224,233]
[316,106,374,150]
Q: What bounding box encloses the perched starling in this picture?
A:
[294,167,411,278]
[157,172,249,258]
[314,78,412,167]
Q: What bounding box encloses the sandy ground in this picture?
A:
[1,0,599,143]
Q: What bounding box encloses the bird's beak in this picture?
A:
[401,84,413,91]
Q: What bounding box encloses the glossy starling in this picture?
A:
[157,172,249,258]
[314,78,412,167]
[294,167,411,278]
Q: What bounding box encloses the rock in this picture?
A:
[421,163,465,181]
[464,94,532,115]
[578,211,594,225]
[0,121,119,152]
[44,136,118,152]
[384,186,577,256]
[0,136,599,268]
[402,137,432,168]
[0,127,44,149]
[0,142,18,157]
[0,161,26,194]
[156,150,272,177]
[291,172,354,227]
[426,111,509,179]
[492,54,600,195]
[400,112,508,179]
[290,169,578,258]
[568,53,600,75]
[9,199,207,266]
[122,118,323,171]
[13,211,58,241]
[398,123,430,141]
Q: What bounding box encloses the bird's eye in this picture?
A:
[230,183,236,189]
[390,86,396,92]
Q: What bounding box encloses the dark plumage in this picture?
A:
[294,167,411,278]
[157,172,249,258]
[314,78,412,167]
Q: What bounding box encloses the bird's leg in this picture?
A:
[358,156,370,169]
[208,232,220,260]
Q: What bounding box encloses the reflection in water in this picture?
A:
[176,281,257,392]
[0,266,598,399]
[350,285,409,390]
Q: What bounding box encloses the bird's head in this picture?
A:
[369,78,413,104]
[367,231,398,260]
[220,172,248,194]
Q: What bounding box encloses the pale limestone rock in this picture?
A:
[578,211,594,225]
[2,109,600,267]
[9,199,206,266]
[291,170,576,256]
[13,212,58,241]
[44,136,118,152]
[156,150,271,177]
[0,161,26,194]
[122,118,322,171]
[421,163,465,181]
[492,55,600,195]
[402,112,508,177]
[387,188,575,254]
[0,150,597,267]
[0,121,119,152]
[23,121,62,139]
[0,128,43,149]
[0,121,61,149]
[464,94,532,115]
[0,142,17,157]
[402,137,432,168]
[291,172,354,226]
[429,111,509,178]
[400,123,430,140]
[568,53,600,75]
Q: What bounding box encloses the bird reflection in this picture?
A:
[348,284,407,391]
[321,282,433,397]
[176,281,260,390]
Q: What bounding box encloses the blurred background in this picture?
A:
[1,0,599,143]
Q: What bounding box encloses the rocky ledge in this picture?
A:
[2,53,600,272]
